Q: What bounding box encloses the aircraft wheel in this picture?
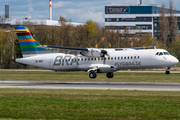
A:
[106,72,114,78]
[89,72,97,79]
[165,71,170,75]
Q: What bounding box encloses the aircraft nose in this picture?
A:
[171,56,179,65]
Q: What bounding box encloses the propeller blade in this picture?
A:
[96,44,98,48]
[102,37,105,41]
[96,57,98,61]
[109,43,111,48]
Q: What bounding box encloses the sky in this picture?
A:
[0,0,180,25]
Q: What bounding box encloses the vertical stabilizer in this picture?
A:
[15,26,51,57]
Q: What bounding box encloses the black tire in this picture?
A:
[165,71,170,75]
[89,72,97,79]
[106,72,114,78]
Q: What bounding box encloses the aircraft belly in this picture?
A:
[53,65,78,71]
[78,64,116,73]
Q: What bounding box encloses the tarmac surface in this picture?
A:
[0,81,180,91]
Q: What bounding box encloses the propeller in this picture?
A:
[101,50,108,57]
[95,37,111,64]
[101,49,110,64]
[101,37,111,64]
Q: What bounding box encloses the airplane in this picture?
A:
[11,26,179,79]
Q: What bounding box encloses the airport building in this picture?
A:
[0,1,83,28]
[105,3,180,40]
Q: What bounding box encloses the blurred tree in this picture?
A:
[137,33,159,47]
[168,40,180,60]
[85,20,97,36]
[159,3,169,49]
[169,0,179,45]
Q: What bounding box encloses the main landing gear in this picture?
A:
[89,72,114,79]
[89,72,97,79]
[106,72,114,78]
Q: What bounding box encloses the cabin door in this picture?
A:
[49,59,54,69]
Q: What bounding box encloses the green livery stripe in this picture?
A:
[20,45,40,49]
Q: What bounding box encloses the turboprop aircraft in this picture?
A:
[11,26,179,78]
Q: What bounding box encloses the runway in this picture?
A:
[0,81,180,91]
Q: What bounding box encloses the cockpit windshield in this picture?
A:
[155,52,170,56]
[163,52,170,55]
[159,52,163,55]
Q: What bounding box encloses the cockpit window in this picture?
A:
[163,52,170,55]
[156,52,170,56]
[155,52,159,55]
[159,52,163,55]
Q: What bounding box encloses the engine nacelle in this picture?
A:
[80,48,101,57]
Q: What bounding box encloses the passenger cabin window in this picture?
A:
[118,57,120,60]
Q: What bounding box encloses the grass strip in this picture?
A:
[0,89,180,119]
[0,71,180,82]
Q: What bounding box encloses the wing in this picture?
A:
[38,45,89,55]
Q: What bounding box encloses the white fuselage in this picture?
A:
[16,48,179,73]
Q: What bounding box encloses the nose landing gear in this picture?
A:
[165,67,170,75]
[165,71,170,75]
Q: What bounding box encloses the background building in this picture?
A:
[105,4,180,40]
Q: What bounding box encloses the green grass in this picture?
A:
[0,71,180,82]
[0,89,180,119]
